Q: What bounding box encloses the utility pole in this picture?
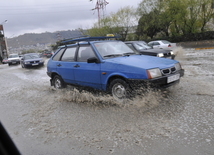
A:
[92,0,109,26]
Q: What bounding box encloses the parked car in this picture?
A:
[20,53,44,68]
[42,51,53,58]
[148,40,177,51]
[125,41,175,59]
[19,55,23,59]
[2,58,8,64]
[47,36,184,101]
[7,54,20,66]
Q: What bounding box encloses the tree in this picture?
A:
[136,0,170,39]
[198,0,214,32]
[137,0,214,38]
[136,9,162,39]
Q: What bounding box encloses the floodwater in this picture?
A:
[0,48,213,155]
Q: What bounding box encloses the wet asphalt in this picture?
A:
[0,48,213,155]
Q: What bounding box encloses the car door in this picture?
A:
[55,46,77,84]
[73,45,102,89]
[152,42,161,49]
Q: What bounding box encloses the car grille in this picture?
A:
[30,61,40,64]
[161,67,176,75]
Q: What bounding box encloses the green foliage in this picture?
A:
[136,9,162,39]
[21,49,37,54]
[50,41,61,51]
[136,0,214,39]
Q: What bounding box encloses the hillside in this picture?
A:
[7,30,84,48]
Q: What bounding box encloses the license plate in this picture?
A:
[32,63,38,66]
[167,74,180,83]
[12,62,16,64]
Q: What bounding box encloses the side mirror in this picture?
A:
[87,57,99,63]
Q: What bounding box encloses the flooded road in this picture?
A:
[0,48,214,155]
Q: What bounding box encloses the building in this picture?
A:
[0,24,8,61]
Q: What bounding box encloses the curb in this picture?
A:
[195,47,214,50]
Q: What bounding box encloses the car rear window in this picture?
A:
[162,40,171,44]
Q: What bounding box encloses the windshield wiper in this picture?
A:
[103,54,123,58]
[123,52,136,56]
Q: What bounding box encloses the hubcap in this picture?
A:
[112,83,126,99]
[54,78,61,89]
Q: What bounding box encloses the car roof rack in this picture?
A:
[59,36,119,46]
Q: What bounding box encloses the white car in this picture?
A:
[7,54,20,66]
[148,40,177,50]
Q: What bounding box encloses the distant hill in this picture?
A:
[7,30,84,48]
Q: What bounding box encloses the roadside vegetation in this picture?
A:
[82,0,214,42]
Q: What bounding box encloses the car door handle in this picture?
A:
[73,64,80,68]
[57,64,61,67]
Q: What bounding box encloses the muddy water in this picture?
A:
[0,49,213,155]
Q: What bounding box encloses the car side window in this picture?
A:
[61,47,76,62]
[52,48,65,61]
[153,42,160,45]
[77,46,96,62]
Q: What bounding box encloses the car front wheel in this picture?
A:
[53,75,66,89]
[109,79,131,101]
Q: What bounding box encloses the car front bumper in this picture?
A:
[128,69,184,89]
[8,60,20,64]
[24,62,44,67]
[163,54,175,59]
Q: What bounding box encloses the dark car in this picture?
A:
[125,41,175,59]
[42,51,53,58]
[47,36,184,101]
[21,53,44,68]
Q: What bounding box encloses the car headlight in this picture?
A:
[39,60,44,63]
[147,68,162,79]
[170,51,174,55]
[175,62,181,71]
[25,62,30,64]
[157,53,164,57]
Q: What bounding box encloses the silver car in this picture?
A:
[7,54,20,66]
[148,40,177,51]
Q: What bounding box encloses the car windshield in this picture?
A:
[25,54,39,60]
[8,54,19,58]
[133,42,152,50]
[94,41,135,59]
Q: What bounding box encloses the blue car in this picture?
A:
[47,36,184,101]
[21,53,44,68]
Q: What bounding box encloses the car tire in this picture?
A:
[53,75,66,89]
[109,78,131,101]
[8,63,11,66]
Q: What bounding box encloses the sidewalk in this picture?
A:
[178,40,214,49]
